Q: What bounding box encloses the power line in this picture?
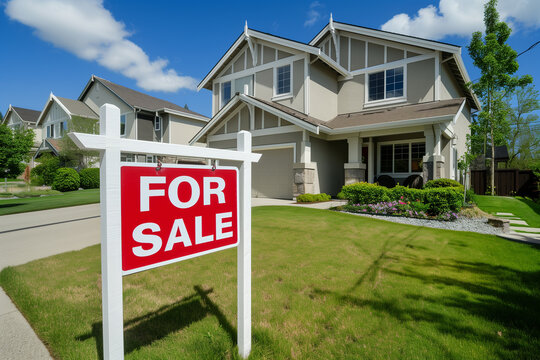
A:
[517,40,540,57]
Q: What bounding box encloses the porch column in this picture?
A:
[368,138,374,183]
[422,125,445,181]
[450,136,457,180]
[293,131,315,198]
[344,135,366,185]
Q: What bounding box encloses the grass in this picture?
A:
[0,188,99,215]
[473,195,540,227]
[1,206,540,359]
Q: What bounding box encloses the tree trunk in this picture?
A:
[490,126,495,195]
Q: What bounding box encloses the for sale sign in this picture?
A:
[121,164,239,274]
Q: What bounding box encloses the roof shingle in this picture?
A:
[12,107,41,124]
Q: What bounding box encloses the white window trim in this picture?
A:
[365,66,407,108]
[120,113,129,137]
[272,62,293,100]
[377,138,425,176]
[219,81,232,109]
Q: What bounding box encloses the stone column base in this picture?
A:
[344,162,366,185]
[293,163,316,197]
[422,155,445,181]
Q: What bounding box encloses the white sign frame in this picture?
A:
[69,104,260,360]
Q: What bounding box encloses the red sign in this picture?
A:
[121,165,238,274]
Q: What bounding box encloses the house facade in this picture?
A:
[79,75,209,163]
[191,19,480,199]
[34,93,99,159]
[2,105,42,150]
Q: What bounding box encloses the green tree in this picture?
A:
[467,0,532,194]
[506,85,540,168]
[58,116,99,169]
[0,124,35,177]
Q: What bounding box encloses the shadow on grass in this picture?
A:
[76,285,236,359]
[312,258,540,359]
[0,203,22,209]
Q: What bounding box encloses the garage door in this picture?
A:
[252,148,293,199]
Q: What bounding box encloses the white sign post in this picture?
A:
[69,103,260,360]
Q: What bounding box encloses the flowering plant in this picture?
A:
[344,200,458,221]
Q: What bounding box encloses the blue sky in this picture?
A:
[1,0,539,118]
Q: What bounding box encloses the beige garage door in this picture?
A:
[252,148,294,199]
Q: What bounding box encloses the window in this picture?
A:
[394,144,409,173]
[368,67,404,102]
[146,155,157,163]
[120,153,135,162]
[46,124,54,138]
[221,81,232,107]
[154,116,161,131]
[120,114,126,136]
[276,64,291,95]
[411,143,425,172]
[379,142,425,174]
[60,121,67,136]
[380,145,393,173]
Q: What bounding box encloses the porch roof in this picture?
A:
[325,98,465,130]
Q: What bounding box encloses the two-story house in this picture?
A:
[34,93,99,159]
[2,105,42,150]
[78,75,209,163]
[190,19,480,199]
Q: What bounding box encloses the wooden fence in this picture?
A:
[471,169,538,198]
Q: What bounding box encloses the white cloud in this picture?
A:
[5,0,197,92]
[304,1,323,27]
[381,0,540,40]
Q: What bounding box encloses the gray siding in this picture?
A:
[407,58,435,103]
[311,138,348,196]
[309,62,338,121]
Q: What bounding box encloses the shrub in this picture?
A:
[79,168,100,189]
[336,191,346,200]
[424,178,462,189]
[31,155,60,186]
[52,168,80,192]
[341,182,390,205]
[423,187,463,215]
[297,193,331,203]
[388,185,424,203]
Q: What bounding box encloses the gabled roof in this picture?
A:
[191,96,466,143]
[2,105,41,125]
[79,75,208,122]
[36,93,98,126]
[197,25,350,91]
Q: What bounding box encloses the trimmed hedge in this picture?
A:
[424,178,462,189]
[340,182,463,215]
[52,168,80,192]
[297,193,331,203]
[79,168,100,189]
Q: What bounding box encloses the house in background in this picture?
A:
[191,19,480,199]
[78,75,209,163]
[34,93,99,160]
[2,105,42,152]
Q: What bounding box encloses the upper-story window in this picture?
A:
[276,64,291,96]
[368,67,404,102]
[46,124,54,138]
[221,81,232,107]
[60,121,67,137]
[120,114,126,136]
[154,116,161,131]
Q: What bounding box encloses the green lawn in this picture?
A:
[0,189,99,215]
[1,207,539,359]
[473,195,540,227]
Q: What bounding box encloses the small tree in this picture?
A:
[467,0,532,194]
[0,124,35,177]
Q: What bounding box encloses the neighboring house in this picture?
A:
[78,75,209,163]
[2,105,42,151]
[34,93,99,159]
[191,19,480,199]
